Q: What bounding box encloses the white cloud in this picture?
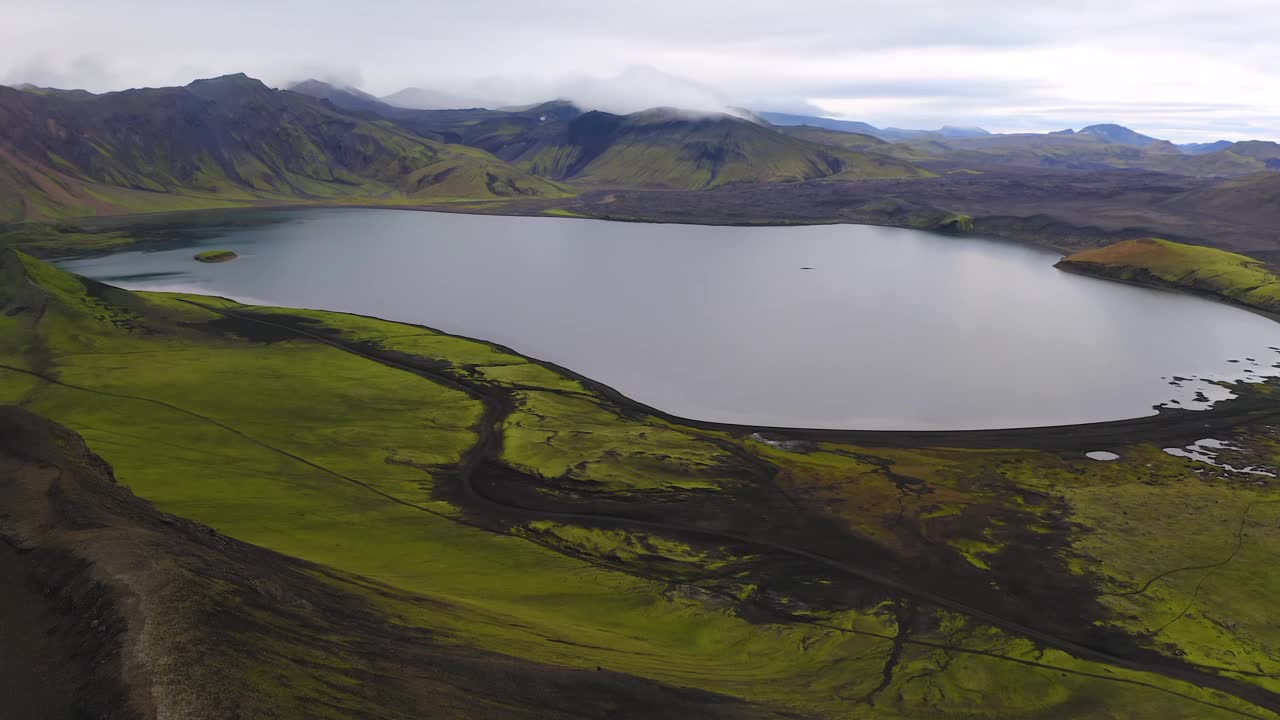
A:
[2,0,1277,141]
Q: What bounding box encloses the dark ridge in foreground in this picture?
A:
[0,406,797,720]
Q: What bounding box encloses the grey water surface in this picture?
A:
[58,208,1280,430]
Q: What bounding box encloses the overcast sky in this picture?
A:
[3,0,1278,142]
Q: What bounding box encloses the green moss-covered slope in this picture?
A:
[508,109,931,189]
[0,75,569,223]
[194,249,237,263]
[0,405,794,720]
[1057,238,1280,313]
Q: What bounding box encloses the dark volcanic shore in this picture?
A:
[550,170,1280,257]
[7,165,1280,268]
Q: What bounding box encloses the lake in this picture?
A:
[58,208,1280,430]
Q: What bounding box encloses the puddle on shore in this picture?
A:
[1162,438,1276,477]
[1157,347,1280,412]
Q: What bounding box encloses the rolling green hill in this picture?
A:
[1224,141,1280,164]
[1057,238,1280,312]
[508,109,931,189]
[0,74,568,223]
[774,125,939,163]
[771,124,892,151]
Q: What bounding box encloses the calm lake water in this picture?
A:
[59,208,1280,430]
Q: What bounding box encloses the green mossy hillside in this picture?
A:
[1057,238,1280,312]
[511,110,932,189]
[0,76,569,223]
[195,249,238,263]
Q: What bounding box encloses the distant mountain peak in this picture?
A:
[186,73,271,101]
[938,125,991,138]
[758,112,881,137]
[728,107,768,124]
[1076,124,1162,147]
[1179,140,1233,155]
[188,72,261,87]
[381,86,486,110]
[517,99,583,123]
[286,79,386,114]
[289,78,377,100]
[6,83,96,100]
[629,106,741,124]
[1223,140,1280,162]
[757,112,990,142]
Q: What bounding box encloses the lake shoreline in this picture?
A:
[0,195,1113,262]
[158,291,1280,450]
[55,209,1280,433]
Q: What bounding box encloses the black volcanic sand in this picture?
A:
[543,170,1280,258]
[4,165,1274,265]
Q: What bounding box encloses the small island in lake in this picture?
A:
[194,250,238,263]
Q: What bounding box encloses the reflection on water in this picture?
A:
[58,208,1280,430]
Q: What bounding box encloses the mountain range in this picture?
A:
[0,74,570,222]
[2,73,1279,229]
[0,75,934,222]
[278,81,1280,183]
[759,112,992,141]
[757,110,1280,166]
[287,82,931,187]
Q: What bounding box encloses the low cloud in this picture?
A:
[459,66,738,115]
[3,53,117,90]
[274,64,366,92]
[3,0,1278,141]
[553,66,734,115]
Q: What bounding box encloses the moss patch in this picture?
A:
[1058,238,1280,312]
[195,249,238,263]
